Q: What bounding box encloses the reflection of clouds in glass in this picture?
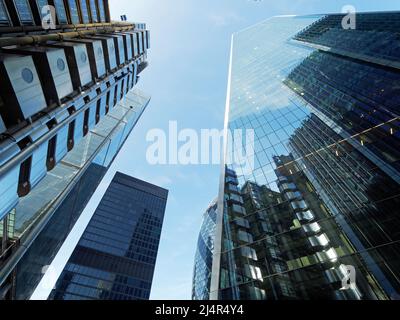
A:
[227,16,319,121]
[226,16,324,194]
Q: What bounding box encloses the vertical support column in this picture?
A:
[103,0,110,23]
[62,0,72,24]
[1,215,8,255]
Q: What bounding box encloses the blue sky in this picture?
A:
[31,0,400,300]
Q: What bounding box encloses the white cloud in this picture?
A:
[208,12,245,27]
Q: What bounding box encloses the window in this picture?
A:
[54,0,67,24]
[0,0,10,25]
[126,75,131,94]
[13,0,34,25]
[145,30,150,49]
[241,247,258,260]
[138,32,143,53]
[46,136,57,171]
[97,0,105,22]
[79,0,89,23]
[18,157,32,197]
[83,108,89,136]
[244,264,263,281]
[238,230,253,243]
[35,0,48,19]
[235,218,249,228]
[95,100,101,124]
[120,79,125,100]
[68,0,80,24]
[67,120,75,151]
[89,0,97,22]
[105,91,110,114]
[113,83,118,106]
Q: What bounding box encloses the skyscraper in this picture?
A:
[48,172,168,300]
[211,12,400,300]
[192,199,217,300]
[0,0,151,300]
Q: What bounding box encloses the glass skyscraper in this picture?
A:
[0,1,151,300]
[211,12,400,300]
[192,198,217,300]
[48,172,168,300]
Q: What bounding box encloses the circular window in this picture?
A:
[21,68,34,83]
[98,47,103,56]
[81,52,87,63]
[57,58,65,71]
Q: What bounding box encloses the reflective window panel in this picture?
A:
[13,0,34,25]
[89,0,97,22]
[0,0,10,25]
[79,0,89,23]
[97,0,105,22]
[54,0,68,24]
[67,0,80,24]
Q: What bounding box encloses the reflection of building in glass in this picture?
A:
[219,166,369,300]
[48,172,168,300]
[287,115,400,298]
[192,198,217,300]
[211,12,400,300]
[0,1,151,300]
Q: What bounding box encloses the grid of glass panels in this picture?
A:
[48,171,167,300]
[214,14,400,301]
[13,0,34,25]
[79,182,165,265]
[50,263,152,300]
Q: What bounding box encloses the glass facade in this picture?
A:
[211,13,400,300]
[48,172,168,300]
[192,199,217,300]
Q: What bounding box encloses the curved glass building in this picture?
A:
[192,199,217,300]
